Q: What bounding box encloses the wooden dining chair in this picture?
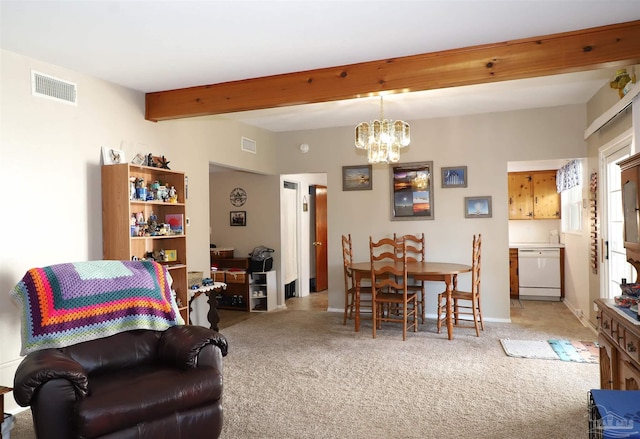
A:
[370,236,418,340]
[437,234,483,336]
[394,233,426,323]
[342,234,372,325]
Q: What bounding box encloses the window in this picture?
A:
[558,159,583,234]
[561,184,582,234]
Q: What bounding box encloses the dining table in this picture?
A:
[349,261,472,340]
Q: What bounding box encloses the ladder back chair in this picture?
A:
[437,234,484,336]
[342,234,372,325]
[370,236,418,341]
[394,233,426,323]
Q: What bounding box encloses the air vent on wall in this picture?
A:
[31,70,77,105]
[241,136,257,154]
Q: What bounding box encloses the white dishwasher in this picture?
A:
[518,248,561,301]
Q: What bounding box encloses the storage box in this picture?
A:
[164,249,177,262]
[589,389,640,439]
[225,270,246,283]
[188,271,203,287]
[2,413,14,439]
[211,248,234,259]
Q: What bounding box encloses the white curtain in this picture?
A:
[283,186,298,285]
[556,159,582,193]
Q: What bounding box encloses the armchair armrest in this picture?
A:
[158,325,228,369]
[13,349,88,406]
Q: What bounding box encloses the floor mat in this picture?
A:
[548,339,599,364]
[500,339,559,360]
[500,339,599,363]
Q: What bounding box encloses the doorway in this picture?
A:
[600,130,634,298]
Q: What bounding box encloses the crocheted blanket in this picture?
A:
[12,260,182,355]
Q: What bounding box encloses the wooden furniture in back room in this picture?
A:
[102,163,189,322]
[210,252,250,311]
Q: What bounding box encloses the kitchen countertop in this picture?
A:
[509,242,565,249]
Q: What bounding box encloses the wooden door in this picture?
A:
[313,185,328,291]
[533,171,560,219]
[508,173,532,219]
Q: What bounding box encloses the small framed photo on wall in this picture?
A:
[464,196,492,218]
[441,166,467,188]
[230,211,246,226]
[342,165,372,191]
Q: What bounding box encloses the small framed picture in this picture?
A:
[101,146,125,165]
[441,166,467,188]
[230,211,246,226]
[342,165,372,191]
[131,153,145,166]
[464,196,492,218]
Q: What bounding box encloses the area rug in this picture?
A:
[500,339,599,363]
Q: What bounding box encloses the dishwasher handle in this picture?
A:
[517,249,560,258]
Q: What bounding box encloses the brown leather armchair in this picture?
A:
[13,325,228,439]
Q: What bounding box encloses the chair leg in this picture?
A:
[372,301,377,339]
[436,294,443,334]
[421,289,426,324]
[471,299,480,337]
[477,299,484,331]
[343,290,350,325]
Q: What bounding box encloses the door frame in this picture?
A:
[599,128,634,298]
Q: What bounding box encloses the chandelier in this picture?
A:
[355,96,410,164]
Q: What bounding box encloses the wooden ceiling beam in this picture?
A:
[146,20,640,122]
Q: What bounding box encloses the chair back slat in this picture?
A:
[370,237,408,293]
[393,233,425,262]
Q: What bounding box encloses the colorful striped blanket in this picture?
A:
[12,260,183,355]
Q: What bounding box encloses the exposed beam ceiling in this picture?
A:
[146,20,640,122]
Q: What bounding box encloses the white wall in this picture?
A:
[0,50,278,412]
[274,106,589,321]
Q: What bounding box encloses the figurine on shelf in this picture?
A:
[145,153,156,167]
[168,186,178,203]
[147,211,159,235]
[129,176,136,200]
[150,181,160,200]
[158,156,171,170]
[135,178,147,201]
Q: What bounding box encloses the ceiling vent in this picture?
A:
[241,137,257,154]
[31,70,77,105]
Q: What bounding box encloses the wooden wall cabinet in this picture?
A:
[618,154,640,279]
[508,170,560,220]
[596,299,640,390]
[101,163,189,323]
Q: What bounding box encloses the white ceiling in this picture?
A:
[2,0,639,132]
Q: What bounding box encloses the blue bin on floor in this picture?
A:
[2,413,15,439]
[589,390,640,439]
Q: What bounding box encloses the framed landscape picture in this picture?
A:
[342,165,372,191]
[389,161,434,221]
[441,166,467,188]
[464,196,492,218]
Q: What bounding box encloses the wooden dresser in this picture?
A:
[596,298,640,390]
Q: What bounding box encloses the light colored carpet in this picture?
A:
[9,305,598,439]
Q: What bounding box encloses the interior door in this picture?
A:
[313,185,328,291]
